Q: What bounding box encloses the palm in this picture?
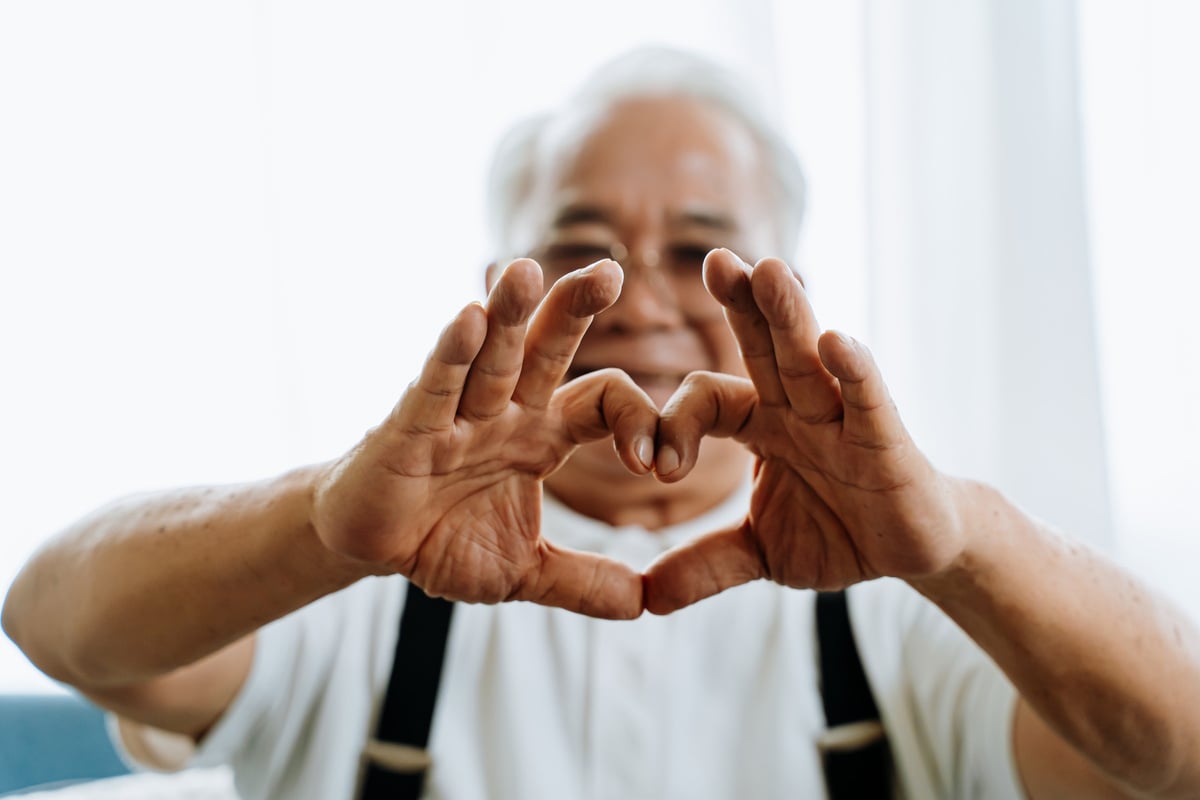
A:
[313,259,656,619]
[744,456,873,590]
[740,411,944,589]
[387,403,598,601]
[644,252,964,613]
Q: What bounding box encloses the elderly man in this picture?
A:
[4,49,1200,800]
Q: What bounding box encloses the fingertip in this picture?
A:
[817,327,851,353]
[752,256,793,275]
[702,248,751,305]
[654,443,692,483]
[634,434,655,472]
[490,259,544,323]
[567,259,623,317]
[651,392,690,481]
[439,302,488,363]
[618,585,646,620]
[582,370,661,468]
[612,432,655,476]
[583,256,622,281]
[641,565,693,616]
[498,258,545,299]
[594,564,646,620]
[502,256,544,283]
[704,247,748,272]
[457,300,486,324]
[640,566,671,616]
[817,329,868,381]
[643,595,680,617]
[748,256,805,309]
[534,545,645,620]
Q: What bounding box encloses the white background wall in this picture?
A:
[1,0,1196,693]
[1080,0,1200,614]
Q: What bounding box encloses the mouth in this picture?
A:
[567,365,689,383]
[566,365,692,406]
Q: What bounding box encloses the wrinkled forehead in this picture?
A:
[517,96,776,248]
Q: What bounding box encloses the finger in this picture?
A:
[391,302,488,432]
[702,249,788,406]
[554,367,660,474]
[459,259,543,421]
[655,371,756,482]
[817,330,904,447]
[749,258,843,423]
[517,541,644,619]
[513,259,623,408]
[642,521,765,614]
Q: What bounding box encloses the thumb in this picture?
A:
[642,521,765,614]
[517,542,645,620]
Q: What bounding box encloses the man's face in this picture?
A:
[512,95,781,524]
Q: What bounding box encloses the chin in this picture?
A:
[564,437,752,490]
[566,439,650,480]
[548,437,753,528]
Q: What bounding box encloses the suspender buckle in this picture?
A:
[363,739,433,775]
[816,719,887,754]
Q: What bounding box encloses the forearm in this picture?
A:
[912,480,1200,797]
[2,464,373,690]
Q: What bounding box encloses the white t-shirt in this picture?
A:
[115,484,1026,799]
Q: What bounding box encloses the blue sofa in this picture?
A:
[0,693,130,796]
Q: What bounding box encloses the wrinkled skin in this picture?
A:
[313,259,657,620]
[642,251,965,614]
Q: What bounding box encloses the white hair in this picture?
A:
[485,46,807,260]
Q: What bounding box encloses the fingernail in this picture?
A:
[635,436,654,470]
[720,248,749,270]
[581,258,615,274]
[836,331,856,348]
[657,445,680,476]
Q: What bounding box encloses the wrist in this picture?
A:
[289,464,385,586]
[906,477,1012,602]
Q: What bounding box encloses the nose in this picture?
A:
[589,248,683,333]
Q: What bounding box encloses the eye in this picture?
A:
[540,242,614,274]
[668,244,715,273]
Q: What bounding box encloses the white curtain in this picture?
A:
[8,0,1187,691]
[862,0,1113,544]
[0,0,787,693]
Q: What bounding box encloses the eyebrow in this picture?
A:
[550,204,740,234]
[551,204,616,229]
[674,209,738,233]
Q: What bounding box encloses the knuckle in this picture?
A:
[530,341,574,368]
[591,366,626,382]
[680,369,717,393]
[474,359,521,380]
[777,363,824,382]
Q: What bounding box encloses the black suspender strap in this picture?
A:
[816,590,893,799]
[360,584,886,799]
[359,582,455,800]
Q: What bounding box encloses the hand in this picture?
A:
[312,259,657,619]
[643,250,968,614]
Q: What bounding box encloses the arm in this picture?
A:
[643,249,1200,798]
[915,483,1200,799]
[0,468,362,738]
[3,257,656,739]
